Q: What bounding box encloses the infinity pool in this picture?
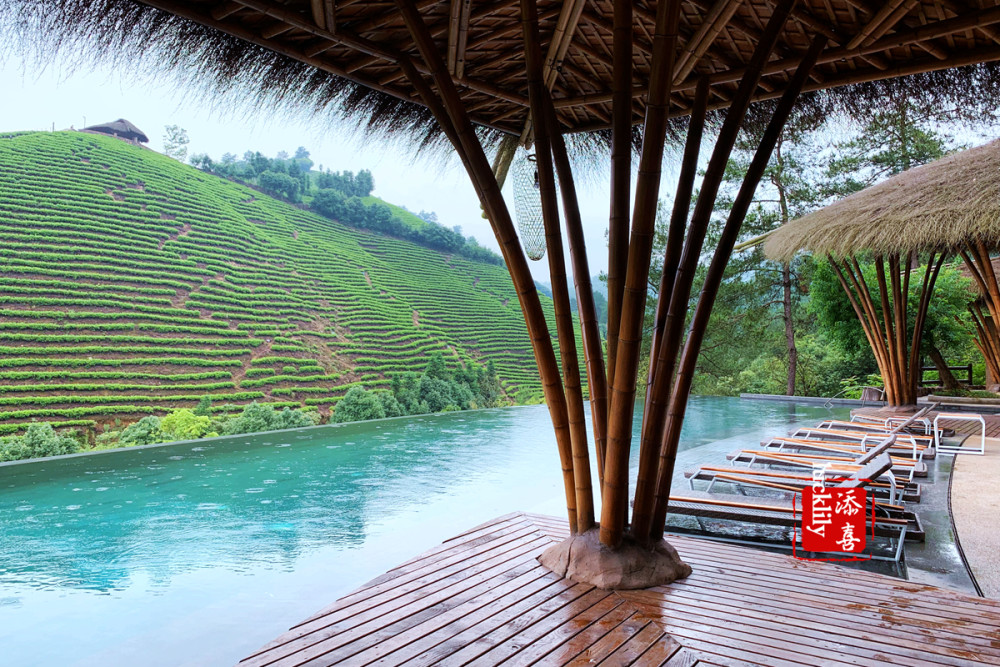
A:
[0,397,847,666]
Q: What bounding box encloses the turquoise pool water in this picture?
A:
[0,397,848,666]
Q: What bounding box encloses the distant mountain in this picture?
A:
[0,131,579,435]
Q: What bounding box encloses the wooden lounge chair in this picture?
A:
[821,417,949,438]
[667,454,912,561]
[760,435,934,462]
[683,464,921,503]
[788,427,935,459]
[726,448,928,481]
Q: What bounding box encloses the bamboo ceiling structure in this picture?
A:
[17,0,1000,578]
[24,0,1000,136]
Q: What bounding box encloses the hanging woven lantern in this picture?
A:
[512,152,547,261]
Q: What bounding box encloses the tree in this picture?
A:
[823,96,959,198]
[219,402,314,435]
[117,416,163,446]
[0,423,80,462]
[333,387,386,423]
[258,170,300,201]
[194,396,212,416]
[160,409,215,441]
[163,125,190,162]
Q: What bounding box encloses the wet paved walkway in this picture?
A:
[951,437,1000,599]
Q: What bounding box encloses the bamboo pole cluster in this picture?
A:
[961,241,1000,386]
[828,252,944,407]
[394,0,826,549]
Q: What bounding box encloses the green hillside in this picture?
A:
[0,131,569,436]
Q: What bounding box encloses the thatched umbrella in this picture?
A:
[766,139,1000,406]
[12,0,1000,587]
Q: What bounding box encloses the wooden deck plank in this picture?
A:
[513,604,640,666]
[242,535,555,667]
[325,564,558,667]
[627,596,982,666]
[557,613,652,666]
[463,592,625,666]
[595,621,676,666]
[289,514,538,629]
[402,580,593,666]
[624,582,1000,655]
[243,513,1000,667]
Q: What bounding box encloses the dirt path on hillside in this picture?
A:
[232,338,273,388]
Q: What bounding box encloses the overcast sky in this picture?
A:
[0,53,641,284]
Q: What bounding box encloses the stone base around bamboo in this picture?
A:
[537,526,692,590]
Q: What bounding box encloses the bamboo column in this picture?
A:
[600,0,683,548]
[605,0,634,392]
[394,0,579,529]
[629,0,798,542]
[521,0,594,533]
[647,34,828,543]
[961,243,1000,388]
[544,93,610,490]
[822,252,943,408]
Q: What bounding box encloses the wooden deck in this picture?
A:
[240,512,1000,666]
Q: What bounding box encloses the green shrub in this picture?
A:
[332,386,385,423]
[117,415,163,446]
[0,423,81,462]
[160,409,215,441]
[218,402,316,435]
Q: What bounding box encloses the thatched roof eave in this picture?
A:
[765,139,1000,263]
[9,0,1000,162]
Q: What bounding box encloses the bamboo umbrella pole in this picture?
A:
[907,255,935,390]
[646,77,710,396]
[874,255,902,401]
[975,240,1000,325]
[606,0,634,392]
[851,256,898,399]
[645,35,827,542]
[962,248,1000,329]
[544,93,610,490]
[970,304,1000,381]
[599,0,683,548]
[629,0,797,541]
[908,254,945,391]
[964,246,1000,379]
[842,258,897,404]
[829,258,888,378]
[522,0,594,533]
[631,78,709,536]
[395,0,578,529]
[888,254,910,402]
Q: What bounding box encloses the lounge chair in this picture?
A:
[666,453,912,561]
[683,463,921,503]
[787,427,935,459]
[760,434,933,462]
[726,448,927,481]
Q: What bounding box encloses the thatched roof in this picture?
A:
[8,0,1000,152]
[81,118,149,143]
[765,139,1000,262]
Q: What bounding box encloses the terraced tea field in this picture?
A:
[0,131,574,436]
